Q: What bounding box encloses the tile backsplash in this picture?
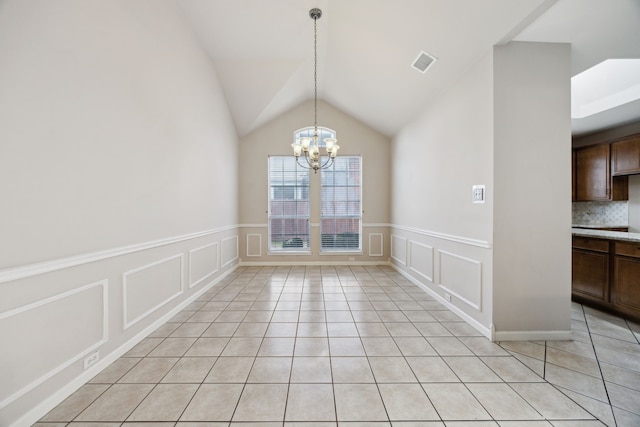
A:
[572,201,629,226]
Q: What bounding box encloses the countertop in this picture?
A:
[572,227,640,243]
[572,224,628,229]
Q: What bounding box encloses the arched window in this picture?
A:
[293,126,336,149]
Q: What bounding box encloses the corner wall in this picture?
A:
[390,41,572,341]
[0,1,239,425]
[492,41,572,340]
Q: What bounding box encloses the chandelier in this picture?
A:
[291,8,339,173]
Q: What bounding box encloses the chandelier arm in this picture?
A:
[319,155,334,170]
[296,153,317,171]
[296,157,312,170]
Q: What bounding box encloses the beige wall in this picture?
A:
[390,53,495,336]
[238,100,391,264]
[492,41,572,340]
[0,1,239,425]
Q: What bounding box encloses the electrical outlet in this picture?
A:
[84,351,99,369]
[348,257,355,262]
[444,293,452,302]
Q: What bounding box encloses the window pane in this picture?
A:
[320,155,362,251]
[268,156,310,251]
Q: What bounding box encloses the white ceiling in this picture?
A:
[178,0,640,138]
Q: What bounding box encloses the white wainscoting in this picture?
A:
[408,241,434,283]
[389,225,492,340]
[123,254,184,329]
[246,234,262,257]
[189,242,219,288]
[0,280,108,410]
[222,235,239,267]
[438,250,482,311]
[390,235,407,265]
[0,227,240,427]
[368,233,384,257]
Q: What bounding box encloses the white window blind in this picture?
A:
[268,156,310,252]
[320,156,362,251]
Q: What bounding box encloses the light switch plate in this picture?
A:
[472,185,485,203]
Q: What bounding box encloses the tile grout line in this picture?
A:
[583,302,618,427]
[38,265,637,426]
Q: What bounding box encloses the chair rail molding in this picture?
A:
[0,225,238,284]
[390,224,492,249]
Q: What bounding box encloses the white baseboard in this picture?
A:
[493,330,573,342]
[11,264,238,427]
[239,260,391,267]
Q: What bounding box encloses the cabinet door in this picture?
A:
[576,144,610,201]
[612,135,640,175]
[572,248,609,302]
[612,256,640,318]
[572,150,576,202]
[575,144,628,201]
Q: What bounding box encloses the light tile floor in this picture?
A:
[35,265,640,426]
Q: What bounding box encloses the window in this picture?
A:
[269,127,360,253]
[268,156,310,252]
[321,156,362,252]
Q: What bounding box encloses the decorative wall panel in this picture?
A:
[189,242,219,288]
[368,233,384,257]
[391,235,407,265]
[439,250,482,310]
[0,280,107,409]
[123,254,183,328]
[408,241,434,282]
[221,235,239,267]
[246,234,262,257]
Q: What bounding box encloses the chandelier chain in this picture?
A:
[291,8,339,173]
[313,12,318,131]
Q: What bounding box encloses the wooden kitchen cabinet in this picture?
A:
[612,241,640,319]
[612,134,640,176]
[572,236,610,303]
[575,144,628,201]
[572,150,576,202]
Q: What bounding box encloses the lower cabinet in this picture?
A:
[572,237,610,303]
[612,242,640,319]
[572,236,640,321]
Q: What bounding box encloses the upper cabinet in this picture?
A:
[612,134,640,176]
[575,144,628,201]
[572,150,576,202]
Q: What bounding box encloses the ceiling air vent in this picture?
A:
[411,51,437,73]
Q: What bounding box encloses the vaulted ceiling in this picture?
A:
[178,0,640,138]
